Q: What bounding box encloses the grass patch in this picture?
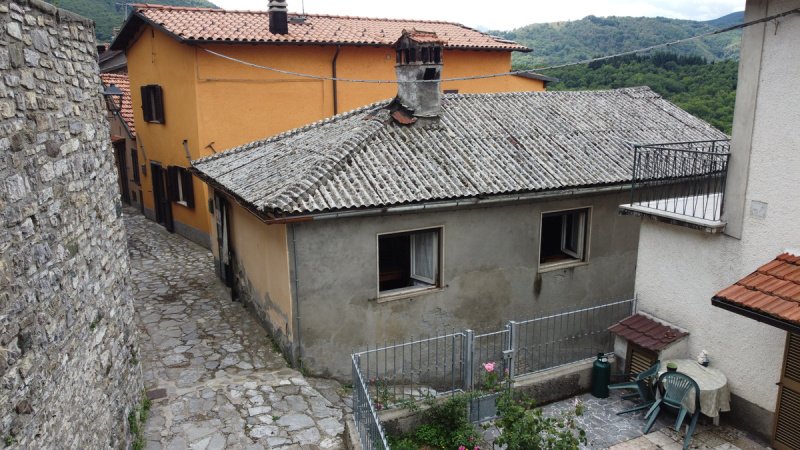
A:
[129,392,152,450]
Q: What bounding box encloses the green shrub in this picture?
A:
[388,394,483,450]
[494,391,586,450]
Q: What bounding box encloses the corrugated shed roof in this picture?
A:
[714,252,800,325]
[609,313,689,352]
[111,4,528,51]
[191,87,727,217]
[99,73,135,137]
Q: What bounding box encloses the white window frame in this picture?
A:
[538,207,591,272]
[175,168,187,206]
[376,226,444,300]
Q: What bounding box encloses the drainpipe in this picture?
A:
[331,45,341,115]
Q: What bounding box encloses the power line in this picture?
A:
[201,7,800,84]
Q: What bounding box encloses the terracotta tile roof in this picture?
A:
[609,313,689,352]
[191,87,726,217]
[112,4,528,51]
[714,252,800,325]
[99,73,135,137]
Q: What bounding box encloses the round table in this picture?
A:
[659,359,731,423]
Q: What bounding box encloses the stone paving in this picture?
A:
[124,209,348,449]
[484,391,768,450]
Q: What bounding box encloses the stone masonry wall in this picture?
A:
[0,1,143,448]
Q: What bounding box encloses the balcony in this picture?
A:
[619,139,731,233]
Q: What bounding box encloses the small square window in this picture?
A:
[378,228,441,296]
[539,208,589,269]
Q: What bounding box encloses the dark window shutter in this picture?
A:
[130,149,140,184]
[153,85,165,124]
[140,85,153,122]
[166,165,179,202]
[181,169,195,209]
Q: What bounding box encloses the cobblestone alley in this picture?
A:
[124,209,348,449]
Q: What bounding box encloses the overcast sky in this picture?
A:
[211,0,745,31]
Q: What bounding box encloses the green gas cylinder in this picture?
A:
[591,353,610,398]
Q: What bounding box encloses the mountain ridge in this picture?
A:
[494,12,744,69]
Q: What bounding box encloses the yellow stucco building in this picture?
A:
[111,4,549,247]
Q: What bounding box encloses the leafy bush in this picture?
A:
[388,394,483,450]
[494,391,586,450]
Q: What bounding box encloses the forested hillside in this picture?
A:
[496,13,743,67]
[544,53,738,133]
[499,12,744,133]
[48,0,217,42]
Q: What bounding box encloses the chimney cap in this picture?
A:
[396,29,444,47]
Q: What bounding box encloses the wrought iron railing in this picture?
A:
[629,139,730,222]
[350,298,636,448]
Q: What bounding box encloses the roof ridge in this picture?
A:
[132,4,471,26]
[285,109,388,212]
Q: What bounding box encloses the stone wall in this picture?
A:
[0,1,143,448]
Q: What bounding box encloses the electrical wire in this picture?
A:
[200,7,800,84]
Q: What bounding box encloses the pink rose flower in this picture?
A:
[482,362,496,372]
[458,446,467,450]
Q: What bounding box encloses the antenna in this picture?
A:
[302,0,305,15]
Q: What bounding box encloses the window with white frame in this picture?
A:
[167,166,195,209]
[378,228,441,295]
[539,208,589,268]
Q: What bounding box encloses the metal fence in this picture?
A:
[630,139,730,222]
[351,297,636,449]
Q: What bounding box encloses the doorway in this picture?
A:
[150,162,174,232]
[113,141,130,205]
[773,332,800,450]
[214,193,233,288]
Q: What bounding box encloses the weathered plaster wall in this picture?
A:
[0,1,143,447]
[126,24,210,247]
[633,0,800,438]
[290,191,640,378]
[228,204,295,358]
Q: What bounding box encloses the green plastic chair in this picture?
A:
[608,360,660,415]
[643,371,701,449]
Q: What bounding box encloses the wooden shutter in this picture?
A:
[130,149,140,184]
[166,166,179,202]
[774,333,800,450]
[626,344,658,380]
[181,169,195,209]
[140,86,152,122]
[152,85,165,124]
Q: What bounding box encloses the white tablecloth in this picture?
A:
[659,359,731,417]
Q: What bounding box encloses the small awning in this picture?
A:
[712,251,800,334]
[110,135,126,143]
[609,313,689,352]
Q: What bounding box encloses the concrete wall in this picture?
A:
[126,24,211,245]
[632,0,800,438]
[0,1,143,447]
[290,191,640,378]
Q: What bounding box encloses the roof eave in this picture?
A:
[711,296,800,335]
[249,182,632,224]
[110,10,191,51]
[185,38,528,52]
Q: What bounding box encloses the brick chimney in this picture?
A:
[269,0,289,35]
[394,29,443,118]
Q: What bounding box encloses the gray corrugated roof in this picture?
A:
[192,87,727,217]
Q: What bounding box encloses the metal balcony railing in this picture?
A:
[627,139,731,224]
